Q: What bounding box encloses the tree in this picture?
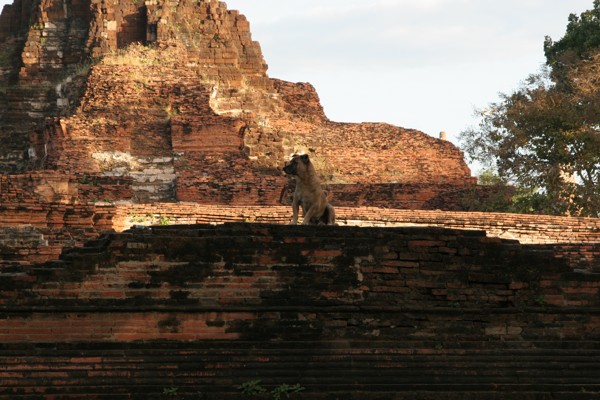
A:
[460,60,600,216]
[460,3,600,216]
[544,0,600,72]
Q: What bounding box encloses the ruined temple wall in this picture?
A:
[1,197,599,269]
[1,0,279,168]
[321,123,474,184]
[0,223,598,399]
[1,0,478,191]
[2,223,599,334]
[109,204,600,245]
[0,0,34,86]
[112,204,600,271]
[272,78,328,123]
[19,0,92,83]
[0,199,114,264]
[0,0,35,42]
[175,178,482,208]
[0,0,93,171]
[270,121,475,186]
[0,172,132,206]
[1,0,271,82]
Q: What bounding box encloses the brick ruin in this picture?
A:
[1,223,599,399]
[0,0,475,203]
[0,0,501,263]
[0,1,599,399]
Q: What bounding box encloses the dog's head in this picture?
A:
[283,153,310,176]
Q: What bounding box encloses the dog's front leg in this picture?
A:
[289,197,300,225]
[301,206,317,225]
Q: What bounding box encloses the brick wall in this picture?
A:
[0,0,478,196]
[0,200,114,265]
[18,0,91,83]
[0,201,599,270]
[0,223,598,399]
[0,0,33,42]
[111,204,600,270]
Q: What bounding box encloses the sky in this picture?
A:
[222,0,593,172]
[0,0,594,172]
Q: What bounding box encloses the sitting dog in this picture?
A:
[282,153,336,225]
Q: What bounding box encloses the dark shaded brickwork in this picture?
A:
[0,1,598,398]
[0,223,598,399]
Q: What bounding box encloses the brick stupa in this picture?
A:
[0,0,484,264]
[1,4,600,398]
[0,0,476,203]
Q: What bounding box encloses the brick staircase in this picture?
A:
[0,223,598,399]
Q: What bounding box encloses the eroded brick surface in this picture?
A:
[1,0,476,205]
[0,223,598,399]
[0,2,599,398]
[0,200,599,271]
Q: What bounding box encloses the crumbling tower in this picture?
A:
[0,0,475,206]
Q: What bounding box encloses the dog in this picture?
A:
[282,153,336,225]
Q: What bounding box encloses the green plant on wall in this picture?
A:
[239,380,305,399]
[271,384,305,400]
[535,295,546,307]
[239,380,267,396]
[162,387,179,397]
[158,214,172,226]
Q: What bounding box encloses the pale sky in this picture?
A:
[0,0,594,168]
[223,1,592,147]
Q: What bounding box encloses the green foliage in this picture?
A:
[477,169,505,186]
[74,60,93,77]
[271,384,305,400]
[458,168,565,214]
[460,58,600,216]
[162,387,179,397]
[460,2,600,216]
[158,214,172,226]
[535,295,546,307]
[239,380,267,397]
[238,380,305,400]
[544,0,600,69]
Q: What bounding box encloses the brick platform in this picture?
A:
[1,201,599,270]
[1,1,599,398]
[0,223,598,399]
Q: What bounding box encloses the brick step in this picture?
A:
[1,340,598,354]
[0,226,48,248]
[0,348,600,399]
[2,389,598,400]
[129,157,177,202]
[2,344,598,370]
[2,378,599,392]
[159,386,600,400]
[4,359,597,381]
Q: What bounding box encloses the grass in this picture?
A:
[101,43,181,67]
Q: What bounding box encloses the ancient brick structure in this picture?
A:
[1,201,599,271]
[0,0,475,204]
[1,1,599,399]
[1,223,599,399]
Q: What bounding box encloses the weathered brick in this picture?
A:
[0,0,599,398]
